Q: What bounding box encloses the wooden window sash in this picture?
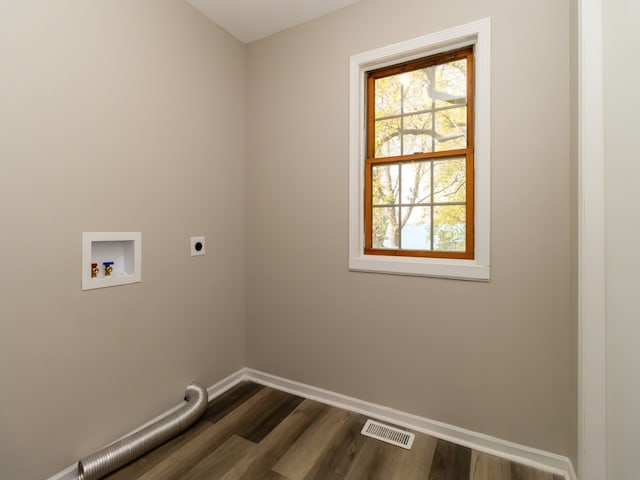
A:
[364,47,475,259]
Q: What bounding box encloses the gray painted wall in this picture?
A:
[246,0,575,459]
[0,2,246,478]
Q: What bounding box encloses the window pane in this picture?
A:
[403,134,433,155]
[373,56,468,159]
[401,69,433,114]
[372,164,399,205]
[434,58,467,109]
[401,206,431,250]
[433,157,466,203]
[434,107,467,151]
[372,207,400,249]
[401,161,431,204]
[374,76,401,118]
[433,205,466,251]
[375,118,401,157]
[402,113,432,155]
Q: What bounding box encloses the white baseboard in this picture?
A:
[48,368,576,480]
[206,368,246,400]
[244,368,577,480]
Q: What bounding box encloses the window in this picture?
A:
[365,47,474,259]
[349,19,490,280]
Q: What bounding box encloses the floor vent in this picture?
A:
[361,419,415,449]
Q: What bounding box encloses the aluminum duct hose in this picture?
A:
[78,381,208,480]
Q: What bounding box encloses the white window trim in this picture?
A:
[348,18,491,281]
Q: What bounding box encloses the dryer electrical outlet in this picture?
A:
[190,236,206,256]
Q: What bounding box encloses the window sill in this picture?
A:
[349,254,490,281]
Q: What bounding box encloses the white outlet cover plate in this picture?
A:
[191,236,206,256]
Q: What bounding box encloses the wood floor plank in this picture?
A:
[133,387,276,480]
[470,451,512,480]
[220,399,328,480]
[264,471,293,480]
[272,406,352,480]
[428,439,472,480]
[104,420,213,479]
[132,421,232,480]
[240,390,305,443]
[342,436,401,480]
[390,431,438,480]
[302,413,369,480]
[511,462,557,480]
[203,381,264,424]
[180,434,255,480]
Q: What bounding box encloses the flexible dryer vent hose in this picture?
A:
[78,382,208,480]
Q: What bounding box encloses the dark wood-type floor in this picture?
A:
[105,382,565,480]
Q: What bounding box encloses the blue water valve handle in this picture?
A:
[103,261,115,277]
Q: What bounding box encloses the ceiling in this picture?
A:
[185,0,361,44]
